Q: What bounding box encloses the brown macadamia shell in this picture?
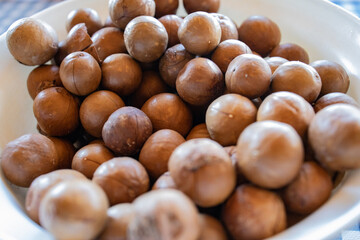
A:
[155,0,179,18]
[128,71,168,108]
[257,91,315,138]
[314,92,359,113]
[225,54,272,99]
[49,137,76,169]
[102,107,153,156]
[211,13,238,42]
[128,189,201,240]
[139,129,185,179]
[270,43,310,64]
[308,104,360,171]
[124,16,168,63]
[266,56,289,73]
[159,44,194,88]
[33,87,79,136]
[39,179,109,240]
[186,123,211,140]
[282,161,333,215]
[25,169,86,224]
[168,138,236,207]
[158,14,183,47]
[98,203,135,240]
[198,214,227,240]
[237,121,304,189]
[222,184,287,240]
[101,53,142,96]
[59,51,101,96]
[183,0,220,13]
[211,39,252,73]
[206,94,257,146]
[310,60,350,96]
[71,143,115,179]
[27,65,62,100]
[152,171,178,190]
[54,23,92,65]
[93,157,149,205]
[1,134,59,187]
[238,15,281,57]
[6,18,58,66]
[271,61,322,103]
[109,0,155,30]
[178,11,221,55]
[176,57,224,106]
[66,8,103,36]
[141,93,193,136]
[80,90,125,138]
[90,27,127,63]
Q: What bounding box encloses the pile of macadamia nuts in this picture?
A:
[2,0,360,239]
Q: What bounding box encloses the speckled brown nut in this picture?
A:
[101,53,142,96]
[139,129,185,179]
[266,56,289,73]
[282,161,333,215]
[104,16,116,28]
[154,0,179,18]
[183,0,220,13]
[80,90,125,138]
[178,12,221,55]
[211,39,252,73]
[109,0,155,30]
[33,87,79,136]
[102,107,153,156]
[60,51,101,96]
[66,8,103,36]
[168,138,236,207]
[39,179,109,240]
[310,60,350,96]
[93,157,149,205]
[176,57,224,106]
[270,43,310,64]
[128,71,168,108]
[55,23,92,65]
[25,169,86,224]
[222,184,287,240]
[159,44,194,88]
[158,14,183,47]
[198,214,227,240]
[257,91,315,138]
[309,104,360,171]
[314,92,359,113]
[98,203,135,240]
[71,143,115,179]
[0,134,59,187]
[128,189,201,240]
[211,13,238,42]
[271,61,322,103]
[27,65,62,100]
[124,16,168,63]
[206,94,257,146]
[6,18,58,66]
[90,27,126,62]
[238,15,281,57]
[225,54,271,99]
[49,137,76,169]
[141,93,193,136]
[237,121,304,189]
[186,123,211,140]
[152,171,177,190]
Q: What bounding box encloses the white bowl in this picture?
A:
[1,0,360,239]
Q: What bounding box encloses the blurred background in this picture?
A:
[0,0,359,34]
